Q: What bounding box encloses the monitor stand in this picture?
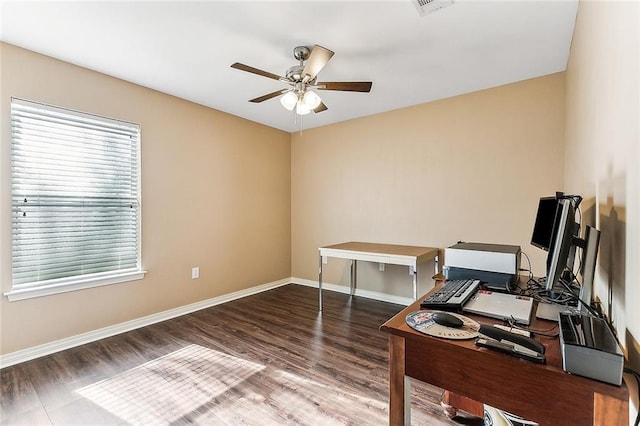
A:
[535,280,580,321]
[535,302,576,321]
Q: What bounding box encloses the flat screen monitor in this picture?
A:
[531,196,559,251]
[578,225,600,313]
[546,198,577,291]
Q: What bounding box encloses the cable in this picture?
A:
[623,367,640,426]
[564,195,583,280]
[558,277,603,319]
[535,277,577,306]
[519,250,535,285]
[574,198,582,227]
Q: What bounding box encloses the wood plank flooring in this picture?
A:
[0,284,482,425]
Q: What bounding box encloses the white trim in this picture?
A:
[0,278,290,369]
[12,97,140,128]
[5,270,147,301]
[291,277,414,307]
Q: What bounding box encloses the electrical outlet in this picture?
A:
[191,267,200,279]
[379,263,385,272]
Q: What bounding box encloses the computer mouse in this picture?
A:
[432,312,464,328]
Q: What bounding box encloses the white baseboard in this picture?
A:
[0,278,291,369]
[291,277,413,307]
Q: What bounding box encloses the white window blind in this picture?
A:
[9,98,143,299]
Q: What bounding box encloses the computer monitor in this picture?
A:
[578,225,600,314]
[532,194,601,320]
[545,198,577,291]
[531,196,559,251]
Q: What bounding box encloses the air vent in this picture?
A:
[412,0,454,16]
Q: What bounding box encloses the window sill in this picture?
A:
[4,270,147,301]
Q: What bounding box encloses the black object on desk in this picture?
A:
[420,279,480,310]
[477,325,546,363]
[476,337,546,363]
[559,312,623,385]
[479,324,545,354]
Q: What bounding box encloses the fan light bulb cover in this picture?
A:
[296,102,311,115]
[302,90,322,109]
[280,91,297,110]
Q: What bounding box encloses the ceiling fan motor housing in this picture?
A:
[286,65,304,82]
[293,46,311,61]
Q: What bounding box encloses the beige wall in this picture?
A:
[0,43,291,355]
[565,0,639,383]
[291,74,566,297]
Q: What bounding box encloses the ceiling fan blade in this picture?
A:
[302,45,334,82]
[313,102,328,113]
[249,90,288,103]
[317,82,373,92]
[231,62,282,81]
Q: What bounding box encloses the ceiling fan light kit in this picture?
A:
[295,102,311,116]
[231,45,373,116]
[280,88,322,115]
[280,91,298,111]
[303,91,322,109]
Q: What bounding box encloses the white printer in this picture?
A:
[444,242,521,291]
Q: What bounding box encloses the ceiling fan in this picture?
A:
[231,45,372,115]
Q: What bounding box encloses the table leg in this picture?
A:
[441,391,484,418]
[318,253,323,311]
[440,391,458,419]
[389,334,410,426]
[404,376,411,425]
[412,265,418,300]
[350,259,357,296]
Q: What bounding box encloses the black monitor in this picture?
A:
[531,196,559,251]
[545,198,578,291]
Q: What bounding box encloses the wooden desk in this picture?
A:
[318,242,439,311]
[380,290,629,425]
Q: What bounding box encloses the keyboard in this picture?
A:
[420,279,481,310]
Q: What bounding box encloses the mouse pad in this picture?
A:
[405,310,480,340]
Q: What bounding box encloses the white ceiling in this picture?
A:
[0,1,578,133]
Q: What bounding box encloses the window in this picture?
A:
[6,98,144,301]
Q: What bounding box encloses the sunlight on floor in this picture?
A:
[76,344,389,425]
[77,344,265,424]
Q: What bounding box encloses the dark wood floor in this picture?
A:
[0,284,482,425]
